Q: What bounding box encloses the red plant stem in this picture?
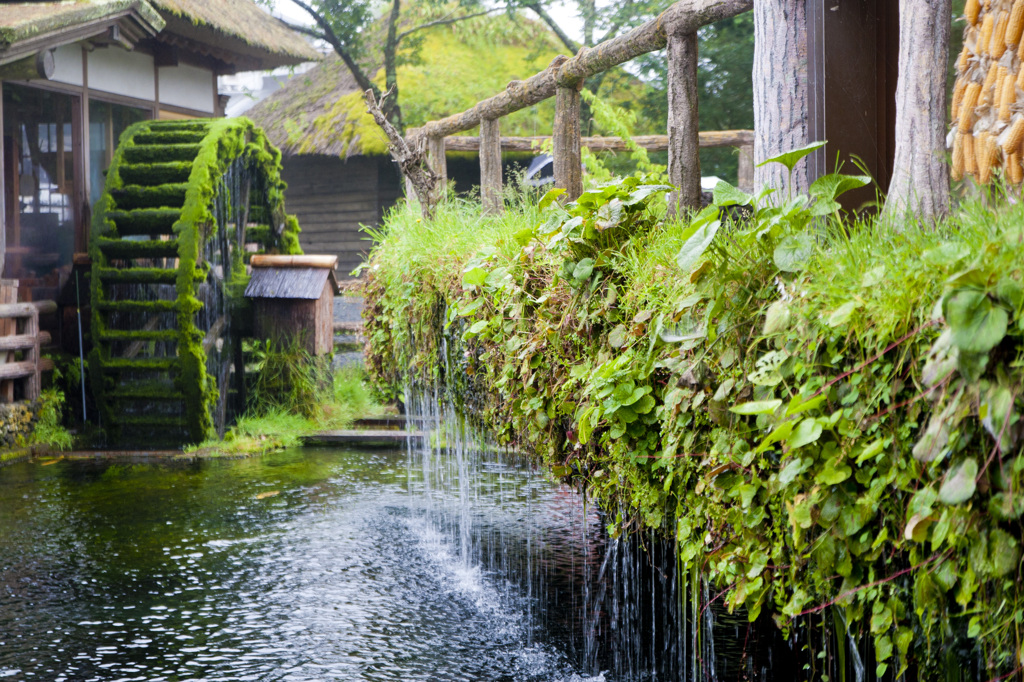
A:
[797,550,950,616]
[809,320,940,401]
[866,371,953,422]
[977,395,1015,484]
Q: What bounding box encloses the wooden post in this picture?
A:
[480,118,502,214]
[0,280,15,402]
[25,302,38,402]
[737,142,754,192]
[426,134,447,206]
[667,31,701,213]
[554,84,583,201]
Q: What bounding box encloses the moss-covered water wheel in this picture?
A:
[90,118,301,446]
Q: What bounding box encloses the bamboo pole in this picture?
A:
[667,31,701,212]
[480,118,502,214]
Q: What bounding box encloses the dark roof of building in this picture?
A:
[245,267,339,300]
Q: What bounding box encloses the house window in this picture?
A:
[88,99,148,206]
[2,84,79,299]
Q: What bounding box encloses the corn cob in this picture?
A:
[953,133,966,181]
[965,132,978,176]
[993,11,1010,58]
[981,12,996,55]
[1004,115,1024,153]
[1016,63,1024,90]
[958,45,970,73]
[994,66,1010,109]
[982,62,1000,104]
[1008,0,1024,46]
[978,132,995,184]
[960,82,984,131]
[1000,70,1016,120]
[952,78,968,122]
[967,0,982,24]
[1010,152,1024,183]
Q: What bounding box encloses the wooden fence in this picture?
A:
[0,297,54,402]
[368,0,755,215]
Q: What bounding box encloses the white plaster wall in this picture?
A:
[159,63,214,113]
[87,47,155,100]
[49,43,83,86]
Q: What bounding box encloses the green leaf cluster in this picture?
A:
[364,148,1024,677]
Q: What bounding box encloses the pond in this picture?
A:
[0,443,629,681]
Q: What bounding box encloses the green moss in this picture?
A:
[91,117,302,445]
[301,91,390,157]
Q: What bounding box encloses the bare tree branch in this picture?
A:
[397,7,505,42]
[290,0,379,98]
[524,2,579,53]
[280,20,328,42]
[363,88,438,218]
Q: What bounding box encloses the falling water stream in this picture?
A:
[0,389,854,680]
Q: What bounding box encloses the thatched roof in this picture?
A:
[150,0,319,69]
[0,0,318,70]
[0,1,164,64]
[248,13,563,158]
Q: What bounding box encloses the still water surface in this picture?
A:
[0,448,605,681]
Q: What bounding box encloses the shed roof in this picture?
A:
[245,267,340,300]
[0,0,318,70]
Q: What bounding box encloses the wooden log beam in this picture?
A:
[416,0,752,141]
[480,118,502,214]
[667,31,701,212]
[0,332,50,352]
[442,130,755,152]
[426,135,447,206]
[0,360,36,381]
[554,85,583,201]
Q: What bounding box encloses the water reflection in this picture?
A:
[0,449,612,681]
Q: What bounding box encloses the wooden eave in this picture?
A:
[156,13,314,73]
[0,8,164,67]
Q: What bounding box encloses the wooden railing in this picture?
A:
[0,300,54,402]
[368,0,754,215]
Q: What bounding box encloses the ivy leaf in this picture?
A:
[729,399,782,415]
[763,300,791,335]
[939,458,978,505]
[458,298,483,316]
[861,265,886,288]
[989,528,1020,577]
[904,514,933,543]
[816,459,852,485]
[827,301,860,327]
[758,140,826,173]
[573,258,595,282]
[676,220,721,273]
[466,319,489,335]
[943,289,1009,353]
[712,180,752,207]
[756,421,795,454]
[577,407,596,445]
[981,384,1016,453]
[462,266,488,287]
[809,172,871,203]
[633,394,656,415]
[608,325,628,349]
[787,418,822,449]
[623,184,672,206]
[773,233,815,273]
[538,187,566,210]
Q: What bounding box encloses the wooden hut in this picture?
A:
[245,254,341,357]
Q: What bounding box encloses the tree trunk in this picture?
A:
[884,0,951,223]
[753,0,810,196]
[667,31,701,214]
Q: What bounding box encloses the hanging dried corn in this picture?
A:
[951,0,1024,184]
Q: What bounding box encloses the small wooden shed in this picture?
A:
[244,254,340,356]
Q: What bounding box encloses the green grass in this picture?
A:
[188,364,383,457]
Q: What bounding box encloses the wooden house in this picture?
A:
[0,0,318,306]
[245,254,341,357]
